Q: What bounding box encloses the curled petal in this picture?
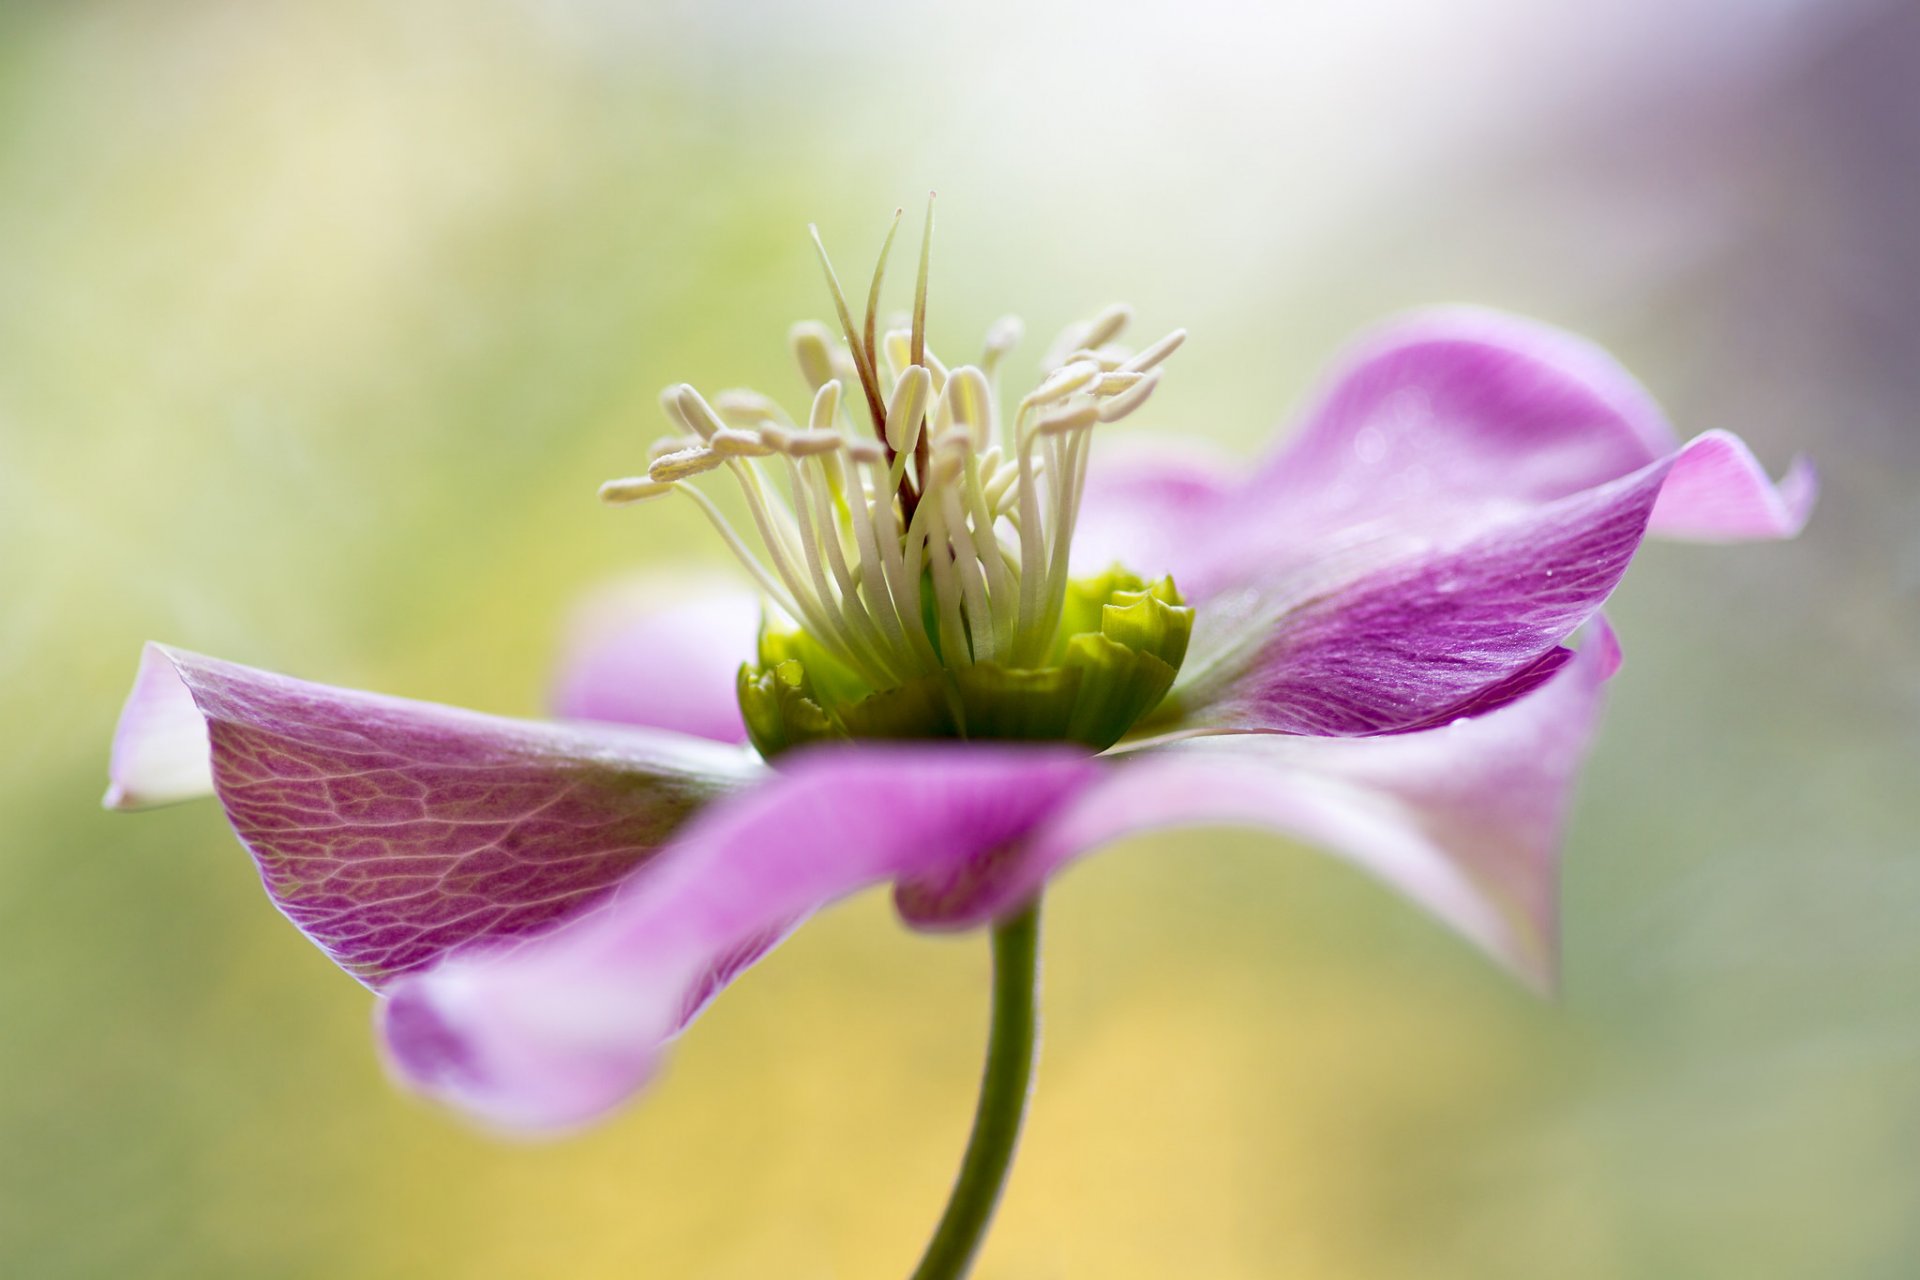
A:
[381,747,1102,1132]
[1076,309,1812,603]
[1647,429,1816,541]
[550,578,763,743]
[901,622,1624,988]
[111,645,758,988]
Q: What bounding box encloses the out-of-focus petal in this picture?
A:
[380,746,1101,1132]
[1647,429,1817,540]
[122,645,758,988]
[550,578,762,743]
[901,622,1624,989]
[103,643,215,810]
[1069,433,1238,576]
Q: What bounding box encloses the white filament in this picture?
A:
[603,307,1185,679]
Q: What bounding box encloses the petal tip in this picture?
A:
[105,642,214,811]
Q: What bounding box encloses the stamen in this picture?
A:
[661,385,708,439]
[939,366,995,452]
[1081,303,1132,350]
[1098,369,1162,422]
[884,364,933,454]
[808,380,842,431]
[598,477,674,504]
[790,322,838,392]
[674,385,730,441]
[649,446,725,481]
[605,232,1187,695]
[982,316,1023,381]
[1033,404,1099,437]
[1025,359,1102,408]
[1121,328,1186,373]
[709,427,777,457]
[714,389,789,428]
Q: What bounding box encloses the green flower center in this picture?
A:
[599,201,1189,754]
[740,566,1192,755]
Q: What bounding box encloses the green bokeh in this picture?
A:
[4,2,1916,1276]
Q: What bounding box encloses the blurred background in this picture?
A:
[3,0,1917,1275]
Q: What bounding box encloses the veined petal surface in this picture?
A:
[382,747,1101,1131]
[112,644,758,988]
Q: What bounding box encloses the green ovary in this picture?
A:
[740,567,1193,756]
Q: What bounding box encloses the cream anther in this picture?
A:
[1082,304,1132,350]
[885,364,932,453]
[598,477,675,504]
[809,380,842,430]
[1097,369,1161,422]
[674,385,727,441]
[1026,359,1102,408]
[790,322,837,391]
[940,366,995,452]
[1121,328,1186,373]
[602,230,1186,687]
[714,390,788,427]
[709,427,777,457]
[649,445,725,481]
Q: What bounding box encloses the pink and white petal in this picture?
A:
[1160,447,1670,736]
[112,644,759,988]
[1257,308,1680,522]
[900,622,1624,989]
[104,644,215,810]
[380,746,1102,1132]
[550,578,763,743]
[1106,311,1806,602]
[1647,429,1817,541]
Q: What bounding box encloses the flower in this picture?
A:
[105,216,1813,1135]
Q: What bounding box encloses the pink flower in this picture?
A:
[107,240,1810,1139]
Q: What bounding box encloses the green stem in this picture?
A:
[908,899,1043,1280]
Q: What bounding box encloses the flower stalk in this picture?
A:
[909,899,1042,1280]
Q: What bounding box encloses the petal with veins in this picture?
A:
[114,645,759,988]
[381,747,1100,1131]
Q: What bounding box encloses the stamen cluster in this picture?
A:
[599,207,1184,720]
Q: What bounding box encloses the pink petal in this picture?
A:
[103,643,215,810]
[549,578,762,743]
[1071,312,1810,738]
[1069,433,1238,576]
[1647,429,1817,541]
[110,644,759,988]
[1168,446,1671,735]
[381,746,1102,1131]
[901,621,1625,989]
[1077,309,1812,602]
